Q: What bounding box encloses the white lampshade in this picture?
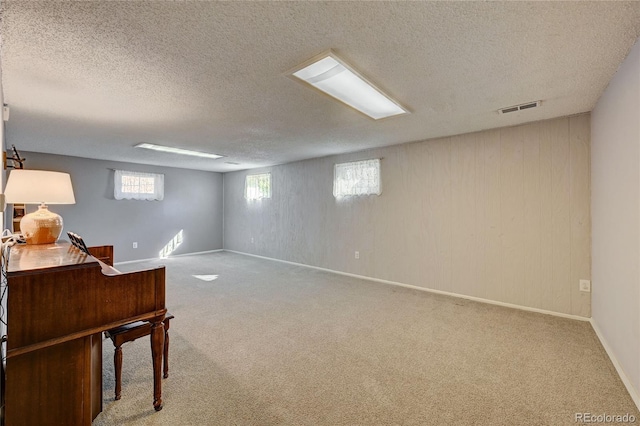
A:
[4,170,76,244]
[4,169,76,204]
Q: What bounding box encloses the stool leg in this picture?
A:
[114,345,123,400]
[163,328,170,379]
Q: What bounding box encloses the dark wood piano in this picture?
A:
[1,241,166,426]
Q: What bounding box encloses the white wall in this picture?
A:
[0,61,6,411]
[224,114,592,317]
[591,37,640,405]
[1,64,4,228]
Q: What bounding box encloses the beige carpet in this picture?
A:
[92,252,638,426]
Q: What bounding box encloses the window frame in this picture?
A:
[333,158,381,198]
[114,169,164,201]
[244,172,272,200]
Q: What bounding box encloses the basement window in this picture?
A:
[114,170,164,201]
[333,159,381,197]
[245,173,272,200]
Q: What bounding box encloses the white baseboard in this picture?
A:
[224,249,590,322]
[115,248,223,266]
[172,248,224,258]
[590,319,640,411]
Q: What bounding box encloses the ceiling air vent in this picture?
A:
[499,101,541,114]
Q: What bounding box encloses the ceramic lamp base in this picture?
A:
[20,204,64,245]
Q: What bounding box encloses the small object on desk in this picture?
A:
[67,231,90,254]
[1,231,25,245]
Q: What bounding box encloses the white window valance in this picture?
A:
[114,170,164,201]
[333,159,381,197]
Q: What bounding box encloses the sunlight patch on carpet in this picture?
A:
[193,274,219,281]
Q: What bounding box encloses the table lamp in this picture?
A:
[4,169,76,244]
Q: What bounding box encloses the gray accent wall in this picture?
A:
[13,151,223,262]
[224,114,592,317]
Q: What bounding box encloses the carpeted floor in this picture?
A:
[92,251,639,425]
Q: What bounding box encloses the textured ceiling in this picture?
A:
[1,1,640,172]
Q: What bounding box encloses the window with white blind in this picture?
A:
[333,159,381,197]
[245,173,272,200]
[114,170,164,201]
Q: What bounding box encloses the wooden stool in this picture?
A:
[104,313,174,400]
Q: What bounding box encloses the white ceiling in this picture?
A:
[1,1,640,173]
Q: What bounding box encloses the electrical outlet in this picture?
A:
[355,251,359,259]
[579,279,591,292]
[132,242,138,249]
[251,237,254,244]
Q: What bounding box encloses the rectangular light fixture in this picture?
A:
[135,143,224,159]
[288,50,408,120]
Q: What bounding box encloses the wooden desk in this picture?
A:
[2,242,166,426]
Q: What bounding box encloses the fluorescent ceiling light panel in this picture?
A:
[290,51,408,120]
[135,143,224,159]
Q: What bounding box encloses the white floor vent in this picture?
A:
[499,100,541,114]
